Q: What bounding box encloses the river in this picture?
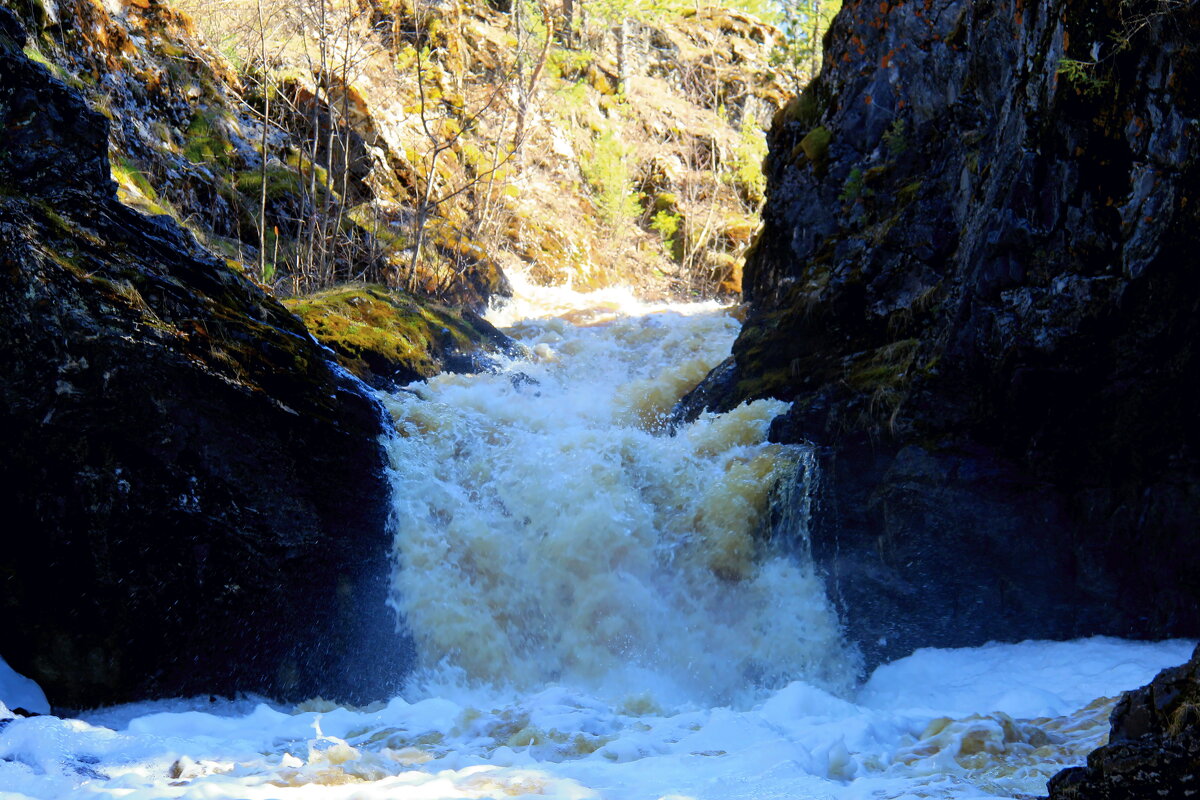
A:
[0,275,1192,799]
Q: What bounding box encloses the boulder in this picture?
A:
[1049,645,1200,799]
[0,8,412,709]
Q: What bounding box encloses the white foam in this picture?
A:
[858,637,1196,718]
[0,639,1190,799]
[382,288,855,705]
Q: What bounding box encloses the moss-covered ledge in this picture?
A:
[285,284,521,389]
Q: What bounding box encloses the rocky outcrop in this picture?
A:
[285,285,519,390]
[1048,644,1200,799]
[681,0,1200,666]
[0,10,411,709]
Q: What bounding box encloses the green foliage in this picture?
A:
[729,114,768,206]
[552,79,592,121]
[650,209,680,238]
[727,0,782,21]
[772,0,842,87]
[1057,58,1108,96]
[585,0,783,27]
[582,126,641,231]
[587,0,672,28]
[547,48,594,82]
[650,209,682,259]
[839,167,867,204]
[883,118,907,156]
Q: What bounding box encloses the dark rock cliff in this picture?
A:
[1048,644,1200,798]
[0,9,411,709]
[681,0,1200,667]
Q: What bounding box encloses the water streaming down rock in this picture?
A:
[380,278,858,704]
[1,274,1194,800]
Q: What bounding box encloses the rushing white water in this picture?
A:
[380,277,854,705]
[1,275,1195,800]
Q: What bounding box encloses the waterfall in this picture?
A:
[379,281,857,705]
[3,276,1191,800]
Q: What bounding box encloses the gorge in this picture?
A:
[2,0,1199,797]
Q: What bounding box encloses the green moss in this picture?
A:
[184,109,235,167]
[235,167,306,202]
[798,126,831,168]
[777,82,825,130]
[841,339,921,434]
[112,158,178,218]
[863,164,890,184]
[846,339,919,392]
[733,365,793,403]
[897,180,923,206]
[284,284,503,385]
[285,150,331,189]
[653,192,679,213]
[113,158,158,201]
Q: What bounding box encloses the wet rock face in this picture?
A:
[0,10,412,709]
[684,0,1200,666]
[1049,645,1200,799]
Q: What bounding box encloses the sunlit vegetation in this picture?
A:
[21,0,841,302]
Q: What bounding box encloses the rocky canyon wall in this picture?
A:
[0,9,411,708]
[682,0,1200,666]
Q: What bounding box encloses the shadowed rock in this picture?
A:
[0,7,412,709]
[1049,644,1200,799]
[678,0,1200,667]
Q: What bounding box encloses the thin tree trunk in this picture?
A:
[256,0,270,284]
[514,0,553,153]
[615,18,628,92]
[809,0,821,79]
[409,148,441,291]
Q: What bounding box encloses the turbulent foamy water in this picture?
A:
[381,277,853,705]
[0,275,1195,799]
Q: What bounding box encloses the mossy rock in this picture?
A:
[798,126,832,168]
[285,284,519,389]
[235,166,308,202]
